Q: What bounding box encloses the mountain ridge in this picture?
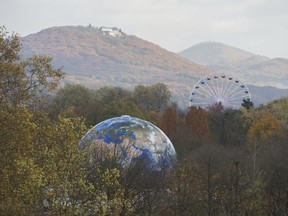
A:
[21,25,213,108]
[179,41,268,65]
[20,26,288,108]
[178,41,288,89]
[21,25,209,82]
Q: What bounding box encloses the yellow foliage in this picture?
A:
[247,113,284,144]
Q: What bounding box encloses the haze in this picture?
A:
[1,0,288,58]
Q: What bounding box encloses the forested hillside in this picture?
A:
[20,25,211,109]
[1,27,288,215]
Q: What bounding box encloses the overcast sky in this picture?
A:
[1,0,288,58]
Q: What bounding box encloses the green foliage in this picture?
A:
[221,109,246,146]
[242,98,254,110]
[260,97,288,129]
[0,26,63,107]
[0,104,43,214]
[49,84,171,127]
[134,83,171,113]
[243,174,267,215]
[0,103,89,214]
[53,84,94,111]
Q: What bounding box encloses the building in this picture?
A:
[99,27,123,37]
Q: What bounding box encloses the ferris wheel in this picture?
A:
[189,73,252,109]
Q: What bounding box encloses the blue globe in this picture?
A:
[79,115,177,170]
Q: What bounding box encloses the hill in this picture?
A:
[178,42,288,89]
[21,25,213,108]
[247,85,288,107]
[178,41,268,65]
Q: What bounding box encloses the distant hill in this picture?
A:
[248,85,288,107]
[21,25,212,108]
[178,42,288,89]
[178,41,268,65]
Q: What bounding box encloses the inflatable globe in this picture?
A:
[79,115,177,170]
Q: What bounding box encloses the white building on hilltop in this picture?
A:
[99,27,123,37]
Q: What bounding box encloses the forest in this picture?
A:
[1,26,288,215]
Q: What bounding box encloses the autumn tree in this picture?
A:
[207,102,225,143]
[191,144,224,216]
[221,109,246,146]
[0,105,44,214]
[0,28,64,191]
[185,106,211,143]
[0,26,63,107]
[166,158,205,216]
[240,112,285,215]
[259,140,288,215]
[160,106,178,140]
[259,97,288,129]
[247,112,285,178]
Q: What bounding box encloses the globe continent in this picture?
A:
[79,115,177,170]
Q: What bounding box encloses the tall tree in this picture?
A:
[221,109,246,146]
[53,84,94,111]
[160,106,178,140]
[134,83,171,113]
[185,106,211,143]
[247,112,285,179]
[0,27,67,214]
[242,98,254,110]
[0,105,44,214]
[0,26,63,107]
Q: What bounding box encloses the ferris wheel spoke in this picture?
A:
[190,94,215,103]
[190,93,214,101]
[226,104,242,109]
[227,94,248,102]
[210,78,220,98]
[228,85,250,98]
[191,97,213,103]
[225,99,244,105]
[190,102,213,105]
[214,78,220,97]
[223,83,242,100]
[218,77,225,98]
[224,88,245,100]
[227,97,248,103]
[205,82,219,99]
[226,102,243,105]
[222,80,237,99]
[223,83,239,99]
[192,88,217,101]
[220,76,226,98]
[222,77,234,97]
[227,90,247,101]
[190,94,213,101]
[225,102,241,107]
[215,78,222,98]
[196,85,218,100]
